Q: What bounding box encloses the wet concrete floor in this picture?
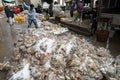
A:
[0,17,14,80]
[0,18,14,62]
[0,15,27,79]
[0,16,27,62]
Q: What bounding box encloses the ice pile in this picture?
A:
[7,22,118,80]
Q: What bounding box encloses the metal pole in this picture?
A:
[115,0,117,7]
[108,0,110,8]
[98,0,102,18]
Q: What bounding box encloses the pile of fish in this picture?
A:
[5,21,118,80]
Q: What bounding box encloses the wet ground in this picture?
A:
[0,13,27,79]
[0,16,14,79]
[109,31,120,57]
[0,18,14,62]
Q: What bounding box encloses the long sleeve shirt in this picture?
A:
[23,2,36,20]
[77,2,83,13]
[4,6,11,17]
[70,3,75,12]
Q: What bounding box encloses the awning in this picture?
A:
[3,0,15,3]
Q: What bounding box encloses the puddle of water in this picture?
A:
[0,18,14,62]
[0,17,27,79]
[0,18,14,80]
[0,18,27,62]
[0,18,23,80]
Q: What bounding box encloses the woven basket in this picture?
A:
[96,30,109,42]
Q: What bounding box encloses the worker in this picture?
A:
[49,3,53,17]
[4,6,14,26]
[69,1,75,17]
[22,2,38,28]
[91,18,98,35]
[77,0,83,22]
[36,4,42,13]
[53,1,63,24]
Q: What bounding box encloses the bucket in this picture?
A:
[109,30,115,38]
[96,30,109,42]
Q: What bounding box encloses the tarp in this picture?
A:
[3,0,15,3]
[42,2,50,9]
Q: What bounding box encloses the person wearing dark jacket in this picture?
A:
[36,4,42,13]
[4,6,14,26]
[49,3,53,17]
[77,1,83,21]
[23,2,38,28]
[9,8,14,18]
[4,6,10,22]
[91,18,98,34]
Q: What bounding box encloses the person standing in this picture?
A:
[9,7,14,26]
[49,3,53,17]
[70,1,75,17]
[4,5,10,22]
[45,10,50,20]
[91,0,98,35]
[4,6,14,26]
[53,1,62,24]
[23,2,38,28]
[36,4,42,13]
[77,0,83,22]
[91,18,98,34]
